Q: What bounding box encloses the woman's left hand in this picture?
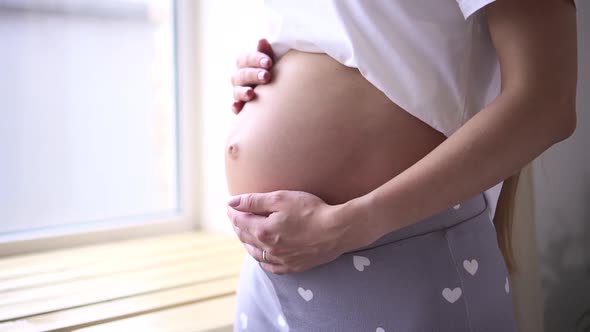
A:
[226,190,364,274]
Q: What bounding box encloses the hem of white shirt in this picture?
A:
[457,0,496,19]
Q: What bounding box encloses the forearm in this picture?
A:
[341,90,575,245]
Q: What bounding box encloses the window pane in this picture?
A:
[0,0,178,235]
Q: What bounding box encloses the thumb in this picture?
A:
[228,192,277,215]
[257,38,275,60]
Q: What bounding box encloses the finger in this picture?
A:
[232,101,244,114]
[233,86,255,102]
[233,223,265,249]
[231,68,270,87]
[243,244,280,265]
[257,38,276,61]
[236,51,273,69]
[228,191,287,214]
[227,207,268,241]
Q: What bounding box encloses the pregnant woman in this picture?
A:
[225,0,578,331]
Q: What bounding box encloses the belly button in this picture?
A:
[227,142,239,159]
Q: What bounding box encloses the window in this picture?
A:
[0,0,201,256]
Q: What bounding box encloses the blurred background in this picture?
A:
[0,0,261,246]
[532,1,590,330]
[0,0,179,237]
[0,0,587,331]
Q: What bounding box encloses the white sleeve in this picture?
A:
[456,0,496,19]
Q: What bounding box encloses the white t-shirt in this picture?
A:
[262,0,504,220]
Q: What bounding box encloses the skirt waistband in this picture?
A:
[349,192,489,253]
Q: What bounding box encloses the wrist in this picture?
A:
[328,193,382,251]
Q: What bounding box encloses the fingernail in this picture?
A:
[246,88,254,99]
[257,71,267,82]
[228,196,240,207]
[260,57,270,68]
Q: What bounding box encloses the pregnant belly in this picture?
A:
[225,50,446,205]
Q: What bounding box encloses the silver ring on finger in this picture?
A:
[262,249,269,263]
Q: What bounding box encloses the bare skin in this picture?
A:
[225,50,446,204]
[226,0,577,275]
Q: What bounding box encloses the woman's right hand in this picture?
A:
[231,38,275,114]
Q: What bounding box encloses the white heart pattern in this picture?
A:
[278,314,287,327]
[353,255,371,272]
[240,313,248,329]
[442,287,462,303]
[453,204,461,210]
[463,259,479,276]
[298,287,314,302]
[505,277,510,293]
[376,328,385,332]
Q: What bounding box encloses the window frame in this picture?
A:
[0,0,203,257]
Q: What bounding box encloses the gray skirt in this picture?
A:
[233,192,518,332]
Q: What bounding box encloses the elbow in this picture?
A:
[553,97,577,141]
[525,88,578,142]
[560,110,577,140]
